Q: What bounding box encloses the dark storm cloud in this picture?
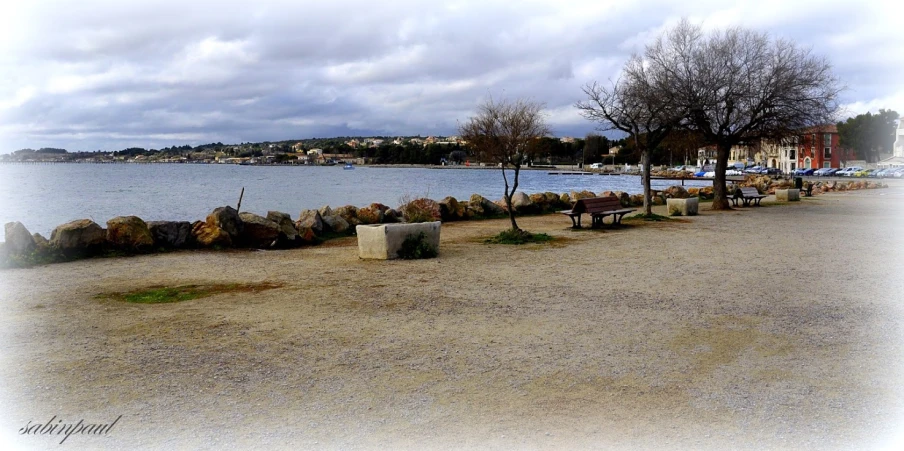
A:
[0,0,900,152]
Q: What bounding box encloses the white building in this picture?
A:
[878,120,904,168]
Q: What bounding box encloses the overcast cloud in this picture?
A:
[0,0,901,152]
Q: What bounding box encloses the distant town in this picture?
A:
[0,135,599,167]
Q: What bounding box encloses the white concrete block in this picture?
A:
[775,189,800,202]
[666,197,699,216]
[356,221,441,259]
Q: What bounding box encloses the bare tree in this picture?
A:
[459,98,550,232]
[576,55,680,216]
[647,20,841,209]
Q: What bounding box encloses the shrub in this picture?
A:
[396,232,438,259]
[484,229,553,245]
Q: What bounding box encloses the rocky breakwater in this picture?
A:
[736,175,888,196]
[4,180,887,268]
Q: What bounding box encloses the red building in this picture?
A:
[796,124,855,169]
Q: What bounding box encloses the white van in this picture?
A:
[589,163,604,169]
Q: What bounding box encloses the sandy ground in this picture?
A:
[2,184,904,450]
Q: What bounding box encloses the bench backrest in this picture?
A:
[736,187,761,197]
[572,196,622,214]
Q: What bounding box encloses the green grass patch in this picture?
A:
[485,228,554,245]
[97,282,282,304]
[624,212,674,222]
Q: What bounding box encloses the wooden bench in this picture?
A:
[560,196,636,228]
[801,183,813,197]
[731,187,767,207]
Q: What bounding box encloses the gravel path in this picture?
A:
[2,185,904,450]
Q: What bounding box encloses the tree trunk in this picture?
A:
[711,142,732,210]
[502,165,520,231]
[641,150,652,215]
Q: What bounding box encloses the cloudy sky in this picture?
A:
[0,0,900,152]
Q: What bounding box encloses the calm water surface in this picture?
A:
[0,164,711,235]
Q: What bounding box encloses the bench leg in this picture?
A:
[569,215,579,228]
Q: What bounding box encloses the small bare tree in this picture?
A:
[647,20,841,209]
[576,55,680,216]
[459,98,550,232]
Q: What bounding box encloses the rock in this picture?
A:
[322,214,350,233]
[318,205,333,218]
[297,210,324,235]
[32,233,50,251]
[238,212,281,248]
[384,208,401,223]
[698,186,714,200]
[191,221,232,247]
[469,194,505,217]
[559,193,572,206]
[266,211,299,244]
[629,194,644,206]
[651,195,665,206]
[147,221,193,248]
[4,221,36,255]
[401,198,442,223]
[50,219,106,254]
[614,191,631,207]
[353,206,380,225]
[207,206,243,240]
[664,185,690,199]
[438,196,461,221]
[570,190,596,200]
[334,205,359,225]
[529,193,548,211]
[296,226,317,243]
[510,191,534,212]
[106,216,154,251]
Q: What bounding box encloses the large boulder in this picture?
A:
[438,196,461,221]
[614,191,631,208]
[147,221,193,248]
[570,190,596,201]
[322,214,350,234]
[239,212,281,248]
[559,193,572,206]
[267,211,299,246]
[4,222,36,255]
[529,193,549,211]
[401,198,442,223]
[318,205,333,218]
[50,219,106,254]
[207,206,243,240]
[191,221,232,247]
[334,205,359,226]
[106,216,154,251]
[509,191,536,213]
[356,205,385,224]
[297,209,324,235]
[468,194,504,217]
[629,194,644,207]
[664,185,690,199]
[32,233,50,252]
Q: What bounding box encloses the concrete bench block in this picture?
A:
[667,197,699,216]
[356,221,441,260]
[775,189,800,202]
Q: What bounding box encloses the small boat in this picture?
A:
[343,163,354,170]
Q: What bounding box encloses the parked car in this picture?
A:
[837,166,862,177]
[813,167,834,176]
[744,166,763,174]
[793,168,815,176]
[893,167,904,178]
[823,168,840,176]
[874,168,893,177]
[763,168,783,176]
[853,168,873,177]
